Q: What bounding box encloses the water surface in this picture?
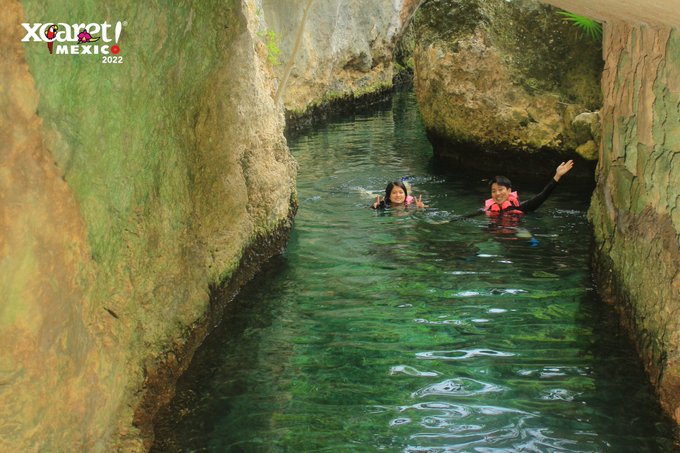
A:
[153,91,678,452]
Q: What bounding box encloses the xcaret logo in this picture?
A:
[22,21,125,58]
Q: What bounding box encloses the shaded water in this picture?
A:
[153,91,678,452]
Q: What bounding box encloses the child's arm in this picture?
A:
[519,180,557,212]
[464,211,485,219]
[519,160,574,212]
[449,209,485,221]
[371,196,384,209]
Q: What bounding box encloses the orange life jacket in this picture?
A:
[484,191,522,214]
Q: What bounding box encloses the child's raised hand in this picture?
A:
[554,160,574,181]
[415,194,427,209]
[372,196,382,209]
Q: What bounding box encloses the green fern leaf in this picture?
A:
[557,11,602,41]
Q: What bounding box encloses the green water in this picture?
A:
[153,91,679,452]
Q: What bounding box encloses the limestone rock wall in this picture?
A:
[412,0,603,175]
[542,0,680,30]
[261,0,421,123]
[540,0,680,425]
[1,1,296,451]
[589,24,680,423]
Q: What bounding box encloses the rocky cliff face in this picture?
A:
[261,0,421,129]
[412,0,603,175]
[1,1,296,451]
[590,23,680,424]
[5,0,680,450]
[543,0,680,426]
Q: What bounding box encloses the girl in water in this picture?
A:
[371,181,427,209]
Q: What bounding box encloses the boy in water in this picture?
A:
[483,160,574,215]
[459,160,574,247]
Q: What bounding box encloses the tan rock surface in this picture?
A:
[2,1,296,451]
[412,0,603,174]
[587,22,680,425]
[261,0,422,118]
[539,0,680,426]
[542,0,680,29]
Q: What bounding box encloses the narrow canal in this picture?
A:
[153,90,678,452]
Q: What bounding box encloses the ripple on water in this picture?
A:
[404,431,563,453]
[396,403,595,453]
[399,402,472,419]
[411,378,505,398]
[390,417,412,426]
[390,365,440,377]
[448,271,490,275]
[414,318,463,325]
[416,349,515,361]
[451,289,527,298]
[454,291,480,297]
[540,388,581,402]
[492,288,527,295]
[398,401,537,423]
[514,366,593,385]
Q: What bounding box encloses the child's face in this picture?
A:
[490,183,511,205]
[389,186,406,204]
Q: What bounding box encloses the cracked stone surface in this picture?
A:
[588,22,680,425]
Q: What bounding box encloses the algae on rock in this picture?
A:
[412,0,603,174]
[2,1,296,451]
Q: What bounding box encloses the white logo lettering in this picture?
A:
[21,23,42,42]
[21,21,124,43]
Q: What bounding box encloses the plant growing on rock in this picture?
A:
[259,29,281,66]
[557,11,602,40]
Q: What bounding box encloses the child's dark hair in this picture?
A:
[385,181,408,204]
[489,175,512,189]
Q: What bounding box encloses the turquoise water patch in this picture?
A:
[152,91,679,452]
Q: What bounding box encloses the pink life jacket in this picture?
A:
[484,191,521,214]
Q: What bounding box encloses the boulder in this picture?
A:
[412,0,603,175]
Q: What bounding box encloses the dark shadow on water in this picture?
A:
[575,283,680,452]
[428,154,597,202]
[151,255,293,453]
[426,131,599,179]
[284,91,395,141]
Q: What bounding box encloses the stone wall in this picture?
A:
[1,1,296,451]
[542,0,680,425]
[261,0,421,129]
[412,0,603,175]
[588,23,680,423]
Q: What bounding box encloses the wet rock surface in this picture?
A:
[412,0,603,174]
